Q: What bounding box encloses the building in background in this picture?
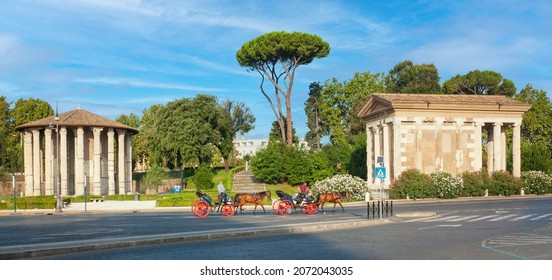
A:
[233,137,309,158]
[357,93,531,189]
[16,108,138,197]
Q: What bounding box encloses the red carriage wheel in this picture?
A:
[221,204,235,216]
[306,203,318,215]
[280,200,293,216]
[192,201,211,217]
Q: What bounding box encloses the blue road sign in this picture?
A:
[375,167,386,179]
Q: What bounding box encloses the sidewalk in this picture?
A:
[0,200,186,215]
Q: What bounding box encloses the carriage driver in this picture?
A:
[294,182,313,202]
[215,181,229,205]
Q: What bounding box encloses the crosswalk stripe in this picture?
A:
[529,213,552,220]
[510,214,535,221]
[467,215,499,221]
[488,214,519,221]
[447,215,480,222]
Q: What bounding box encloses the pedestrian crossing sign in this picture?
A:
[375,167,386,179]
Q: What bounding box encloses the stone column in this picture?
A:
[501,125,507,171]
[487,125,494,173]
[75,127,85,195]
[435,118,444,171]
[382,122,390,185]
[373,126,381,185]
[493,122,502,171]
[32,129,41,196]
[117,130,126,194]
[60,128,68,196]
[392,118,403,181]
[126,133,133,193]
[474,122,484,171]
[93,127,103,195]
[107,128,115,195]
[513,122,521,177]
[24,130,33,196]
[44,128,53,195]
[366,126,373,182]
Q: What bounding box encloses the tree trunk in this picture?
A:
[223,157,230,173]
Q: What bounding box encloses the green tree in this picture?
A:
[237,31,330,147]
[140,104,164,167]
[268,118,299,144]
[0,96,12,175]
[2,98,53,173]
[10,98,53,126]
[214,100,255,173]
[116,113,147,171]
[304,82,327,151]
[143,95,220,171]
[443,70,516,96]
[319,72,385,145]
[385,60,441,93]
[514,84,552,150]
[521,140,552,173]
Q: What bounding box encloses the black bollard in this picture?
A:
[391,200,393,216]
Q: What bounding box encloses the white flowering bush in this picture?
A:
[521,171,552,195]
[430,171,464,199]
[312,174,370,201]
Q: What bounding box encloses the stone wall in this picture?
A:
[0,174,25,196]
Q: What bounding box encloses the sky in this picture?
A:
[1,0,551,139]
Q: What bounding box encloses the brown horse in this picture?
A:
[316,191,349,213]
[233,191,272,215]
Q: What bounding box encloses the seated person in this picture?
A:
[295,182,312,202]
[215,181,229,205]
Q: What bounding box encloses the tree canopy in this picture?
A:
[0,97,53,173]
[141,95,220,170]
[236,31,330,147]
[214,100,255,172]
[385,60,441,93]
[443,70,516,96]
[514,84,552,150]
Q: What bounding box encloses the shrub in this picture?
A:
[521,171,552,195]
[489,170,523,196]
[460,170,489,197]
[312,174,369,201]
[389,169,433,200]
[250,142,287,184]
[431,172,463,199]
[194,166,215,190]
[140,163,165,193]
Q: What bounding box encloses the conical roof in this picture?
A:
[16,108,139,134]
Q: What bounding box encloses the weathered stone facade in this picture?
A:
[357,94,531,187]
[15,108,138,197]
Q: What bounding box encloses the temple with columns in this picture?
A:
[16,108,138,197]
[357,94,532,187]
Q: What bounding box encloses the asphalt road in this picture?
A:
[38,196,552,260]
[2,196,552,260]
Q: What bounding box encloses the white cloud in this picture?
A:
[73,77,226,92]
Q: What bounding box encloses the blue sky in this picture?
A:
[1,0,551,139]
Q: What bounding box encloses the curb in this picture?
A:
[394,212,436,218]
[0,218,388,259]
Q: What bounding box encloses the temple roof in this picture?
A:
[16,108,139,134]
[357,93,532,119]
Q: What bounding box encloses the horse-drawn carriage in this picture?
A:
[272,190,319,215]
[272,190,350,215]
[192,189,349,217]
[192,189,271,217]
[192,189,239,217]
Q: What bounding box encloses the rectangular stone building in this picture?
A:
[357,94,531,188]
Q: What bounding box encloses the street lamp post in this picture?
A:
[55,113,62,213]
[50,112,62,213]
